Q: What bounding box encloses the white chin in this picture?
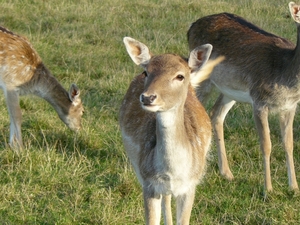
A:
[141,104,161,112]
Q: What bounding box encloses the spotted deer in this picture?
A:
[119,37,224,224]
[187,2,300,193]
[0,26,84,149]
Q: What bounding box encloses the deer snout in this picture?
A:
[140,93,157,105]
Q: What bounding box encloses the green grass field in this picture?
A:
[0,0,300,224]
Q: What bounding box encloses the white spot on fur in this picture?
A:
[25,66,31,72]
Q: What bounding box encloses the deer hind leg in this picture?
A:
[279,108,299,191]
[176,189,195,225]
[162,194,173,225]
[210,94,236,180]
[253,105,272,192]
[5,89,23,149]
[143,185,162,225]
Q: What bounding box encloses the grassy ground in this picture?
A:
[0,0,300,224]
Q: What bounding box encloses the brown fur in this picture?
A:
[187,2,300,193]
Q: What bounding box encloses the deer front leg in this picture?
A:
[162,194,173,225]
[279,108,299,191]
[176,189,195,225]
[143,185,162,225]
[210,94,236,180]
[253,105,272,192]
[5,89,23,149]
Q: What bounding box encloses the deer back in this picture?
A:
[0,27,41,87]
[188,13,295,79]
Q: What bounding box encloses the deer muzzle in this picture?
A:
[140,93,157,106]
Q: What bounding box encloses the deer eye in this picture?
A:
[175,74,184,81]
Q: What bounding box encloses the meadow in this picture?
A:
[0,0,299,224]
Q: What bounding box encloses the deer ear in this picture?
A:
[289,2,300,23]
[69,84,80,104]
[188,44,213,87]
[188,44,212,72]
[123,37,151,69]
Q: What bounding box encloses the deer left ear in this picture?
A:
[69,84,80,104]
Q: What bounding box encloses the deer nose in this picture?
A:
[140,94,157,105]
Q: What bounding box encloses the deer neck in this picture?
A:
[155,103,188,154]
[33,64,70,116]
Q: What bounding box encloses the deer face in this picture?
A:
[123,36,213,113]
[64,100,84,132]
[140,54,190,112]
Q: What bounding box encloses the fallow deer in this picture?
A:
[119,37,222,224]
[187,2,300,193]
[0,26,84,149]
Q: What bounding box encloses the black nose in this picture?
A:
[140,94,157,105]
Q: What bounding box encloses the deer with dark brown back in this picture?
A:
[119,37,223,224]
[0,26,84,149]
[187,2,300,193]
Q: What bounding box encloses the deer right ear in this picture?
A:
[123,37,151,69]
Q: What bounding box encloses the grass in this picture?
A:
[0,0,300,224]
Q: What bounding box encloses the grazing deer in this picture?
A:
[119,37,220,225]
[187,2,300,192]
[0,26,84,149]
